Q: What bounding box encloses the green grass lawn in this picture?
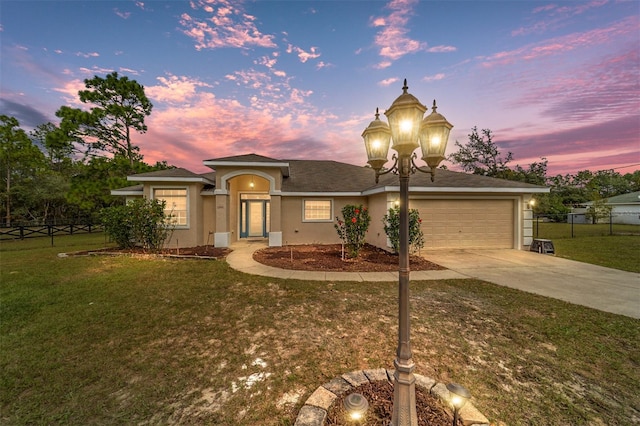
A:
[1,234,639,425]
[534,223,640,272]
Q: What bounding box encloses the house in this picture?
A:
[570,191,640,225]
[111,153,549,250]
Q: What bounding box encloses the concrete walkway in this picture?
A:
[227,241,640,319]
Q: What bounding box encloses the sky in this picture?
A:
[1,0,639,177]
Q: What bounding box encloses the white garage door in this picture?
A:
[413,199,514,249]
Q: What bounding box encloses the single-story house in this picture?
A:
[112,153,549,251]
[570,191,640,225]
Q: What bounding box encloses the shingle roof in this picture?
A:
[127,167,215,184]
[118,156,548,194]
[205,153,282,163]
[129,167,203,178]
[605,191,640,204]
[281,160,547,193]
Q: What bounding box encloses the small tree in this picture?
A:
[383,206,425,254]
[334,204,371,259]
[101,198,172,252]
[585,197,613,224]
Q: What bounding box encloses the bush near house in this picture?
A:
[334,204,371,258]
[100,198,171,252]
[383,206,425,254]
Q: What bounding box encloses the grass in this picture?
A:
[1,234,639,425]
[533,223,640,272]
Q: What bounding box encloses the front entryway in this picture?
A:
[240,194,270,238]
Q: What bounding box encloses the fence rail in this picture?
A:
[0,224,103,241]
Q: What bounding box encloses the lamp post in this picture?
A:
[362,79,453,426]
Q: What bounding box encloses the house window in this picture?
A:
[303,200,332,222]
[154,188,188,226]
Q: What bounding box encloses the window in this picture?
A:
[303,200,332,222]
[154,188,188,226]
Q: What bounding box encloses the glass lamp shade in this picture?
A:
[420,100,453,170]
[362,108,392,172]
[384,80,426,157]
[446,383,470,409]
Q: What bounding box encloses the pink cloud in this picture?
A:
[422,73,445,82]
[515,0,610,36]
[113,8,131,19]
[286,45,321,63]
[75,51,99,58]
[378,77,399,87]
[371,0,425,61]
[179,1,276,50]
[427,45,457,53]
[483,15,638,67]
[131,73,368,172]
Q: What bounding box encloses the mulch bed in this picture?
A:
[327,380,458,426]
[253,244,444,272]
[72,246,232,259]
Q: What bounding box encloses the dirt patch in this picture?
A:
[253,244,444,272]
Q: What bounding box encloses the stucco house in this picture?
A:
[570,191,640,225]
[112,153,549,251]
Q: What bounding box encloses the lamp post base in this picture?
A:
[391,359,418,426]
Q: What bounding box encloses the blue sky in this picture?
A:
[1,0,638,176]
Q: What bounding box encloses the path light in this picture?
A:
[363,79,453,426]
[446,383,471,426]
[343,393,369,422]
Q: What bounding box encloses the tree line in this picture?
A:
[448,127,639,220]
[1,72,171,226]
[2,72,638,226]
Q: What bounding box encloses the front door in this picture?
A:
[240,197,270,238]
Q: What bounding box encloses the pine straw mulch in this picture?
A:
[253,244,445,272]
[327,380,458,426]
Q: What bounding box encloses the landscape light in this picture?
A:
[446,382,471,426]
[343,393,369,422]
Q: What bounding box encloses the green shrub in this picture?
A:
[383,206,425,254]
[101,198,172,252]
[334,204,371,258]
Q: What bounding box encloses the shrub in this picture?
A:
[334,204,371,258]
[101,198,172,252]
[383,206,425,254]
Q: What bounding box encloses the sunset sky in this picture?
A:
[1,0,639,176]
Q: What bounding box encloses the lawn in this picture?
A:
[534,223,640,272]
[1,234,639,425]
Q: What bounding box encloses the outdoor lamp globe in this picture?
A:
[363,107,392,174]
[419,100,453,172]
[384,79,427,157]
[343,393,369,422]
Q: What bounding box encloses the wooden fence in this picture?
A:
[0,224,103,240]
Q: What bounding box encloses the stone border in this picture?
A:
[294,369,489,426]
[58,250,224,261]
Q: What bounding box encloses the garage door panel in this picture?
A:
[415,200,514,249]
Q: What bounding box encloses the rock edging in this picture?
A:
[294,368,489,426]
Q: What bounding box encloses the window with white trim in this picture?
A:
[154,188,188,226]
[303,199,332,222]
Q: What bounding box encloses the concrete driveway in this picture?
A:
[424,249,640,319]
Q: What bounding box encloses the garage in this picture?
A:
[413,199,515,249]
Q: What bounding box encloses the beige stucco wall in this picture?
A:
[280,196,369,245]
[366,192,395,251]
[201,195,216,246]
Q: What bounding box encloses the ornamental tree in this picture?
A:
[383,206,425,254]
[334,204,371,259]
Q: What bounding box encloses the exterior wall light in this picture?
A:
[446,382,471,426]
[343,392,369,423]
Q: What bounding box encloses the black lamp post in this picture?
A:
[362,79,453,426]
